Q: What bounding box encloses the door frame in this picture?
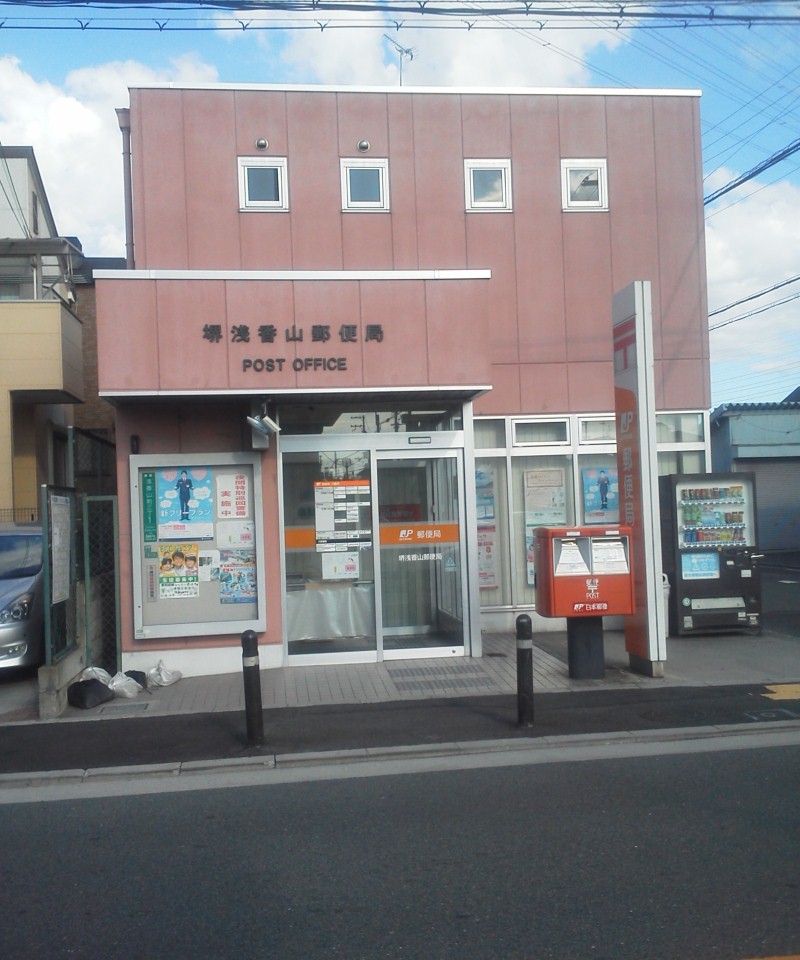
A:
[374,447,469,662]
[279,430,475,664]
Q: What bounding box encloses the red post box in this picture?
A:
[532,526,635,618]
[532,526,634,681]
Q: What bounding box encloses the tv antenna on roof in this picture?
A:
[383,34,415,86]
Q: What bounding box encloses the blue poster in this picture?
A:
[157,466,215,540]
[582,466,619,525]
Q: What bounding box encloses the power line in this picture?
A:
[3,1,800,31]
[703,135,800,204]
[709,274,800,318]
[709,290,800,331]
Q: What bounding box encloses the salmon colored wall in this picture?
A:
[123,86,710,415]
[97,276,493,395]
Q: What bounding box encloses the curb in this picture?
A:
[3,719,800,791]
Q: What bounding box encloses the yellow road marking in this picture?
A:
[762,683,800,701]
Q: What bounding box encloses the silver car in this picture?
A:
[0,524,45,671]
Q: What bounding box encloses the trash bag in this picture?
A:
[109,672,143,699]
[147,660,182,687]
[67,678,115,710]
[125,669,148,690]
[80,666,113,686]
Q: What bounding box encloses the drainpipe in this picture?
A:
[115,107,135,269]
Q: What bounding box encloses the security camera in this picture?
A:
[247,414,281,436]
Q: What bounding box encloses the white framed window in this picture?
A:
[238,156,289,211]
[464,159,512,211]
[561,159,608,211]
[512,418,570,446]
[579,417,616,444]
[341,158,390,211]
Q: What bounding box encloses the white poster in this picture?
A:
[50,495,71,604]
[477,525,497,589]
[322,552,360,580]
[217,472,250,520]
[524,468,567,585]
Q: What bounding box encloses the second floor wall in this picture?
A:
[122,84,710,414]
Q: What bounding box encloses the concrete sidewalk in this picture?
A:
[2,627,798,726]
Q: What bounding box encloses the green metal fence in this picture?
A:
[82,496,121,674]
[40,487,120,672]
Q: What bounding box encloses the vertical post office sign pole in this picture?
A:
[613,281,667,677]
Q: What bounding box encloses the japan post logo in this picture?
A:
[619,412,635,436]
[399,529,414,541]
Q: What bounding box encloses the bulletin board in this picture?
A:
[130,453,266,640]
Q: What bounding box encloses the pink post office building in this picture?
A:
[96,83,710,677]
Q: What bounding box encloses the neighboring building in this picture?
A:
[0,147,84,520]
[710,401,800,552]
[71,254,124,498]
[96,84,711,678]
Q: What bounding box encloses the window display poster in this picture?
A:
[314,479,372,550]
[219,550,257,603]
[524,468,567,585]
[476,467,496,521]
[157,467,215,540]
[158,542,200,599]
[582,466,620,525]
[524,469,567,524]
[322,551,360,580]
[477,525,497,589]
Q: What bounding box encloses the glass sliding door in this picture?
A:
[377,453,466,657]
[282,449,376,659]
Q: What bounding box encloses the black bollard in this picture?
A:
[241,629,265,747]
[515,613,534,728]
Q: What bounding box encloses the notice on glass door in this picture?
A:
[314,479,372,552]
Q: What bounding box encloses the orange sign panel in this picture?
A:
[380,523,460,546]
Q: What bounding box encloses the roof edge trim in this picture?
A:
[95,269,492,281]
[128,82,701,98]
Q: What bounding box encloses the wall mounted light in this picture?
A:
[255,138,269,150]
[357,139,370,153]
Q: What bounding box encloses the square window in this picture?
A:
[561,159,608,211]
[465,159,512,211]
[238,157,288,211]
[341,158,390,211]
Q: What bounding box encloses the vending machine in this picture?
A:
[659,473,761,636]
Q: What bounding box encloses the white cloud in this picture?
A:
[276,17,623,87]
[706,178,800,403]
[0,53,218,256]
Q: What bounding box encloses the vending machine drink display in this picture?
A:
[659,473,761,636]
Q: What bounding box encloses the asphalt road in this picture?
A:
[760,558,800,636]
[1,742,798,960]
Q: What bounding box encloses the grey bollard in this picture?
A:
[516,613,534,728]
[241,629,265,747]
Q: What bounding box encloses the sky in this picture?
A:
[0,1,798,409]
